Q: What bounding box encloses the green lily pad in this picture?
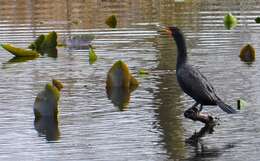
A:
[89,46,97,64]
[224,13,237,30]
[105,15,117,28]
[237,99,247,110]
[138,68,149,75]
[255,17,260,23]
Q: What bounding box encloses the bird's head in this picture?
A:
[163,26,181,36]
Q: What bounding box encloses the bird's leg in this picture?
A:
[199,104,203,112]
[191,102,199,110]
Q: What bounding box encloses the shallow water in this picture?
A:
[1,0,260,160]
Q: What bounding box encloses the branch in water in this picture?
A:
[184,107,216,125]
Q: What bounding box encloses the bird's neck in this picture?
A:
[173,33,188,69]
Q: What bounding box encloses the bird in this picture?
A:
[165,26,236,114]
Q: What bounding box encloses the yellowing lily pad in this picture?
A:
[239,44,255,62]
[33,79,63,119]
[105,15,117,28]
[1,43,39,57]
[106,60,139,90]
[224,13,237,30]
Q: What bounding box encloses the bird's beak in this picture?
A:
[158,25,172,35]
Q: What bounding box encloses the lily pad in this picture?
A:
[106,60,139,90]
[224,13,237,30]
[33,79,63,119]
[1,43,39,57]
[29,31,58,55]
[138,68,149,75]
[105,15,117,28]
[239,44,255,62]
[237,99,247,110]
[89,45,97,64]
[255,17,260,23]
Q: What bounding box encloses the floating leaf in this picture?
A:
[237,99,247,110]
[29,31,58,56]
[1,43,39,57]
[138,68,149,75]
[255,17,260,23]
[89,46,97,64]
[105,15,117,28]
[224,13,237,30]
[239,44,255,62]
[106,60,139,90]
[34,79,63,118]
[28,34,45,51]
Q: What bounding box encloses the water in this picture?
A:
[0,0,260,160]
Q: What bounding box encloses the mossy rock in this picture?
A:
[105,15,117,28]
[239,44,255,62]
[106,60,139,90]
[224,13,237,30]
[1,43,40,57]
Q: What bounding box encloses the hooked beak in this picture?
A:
[158,25,172,35]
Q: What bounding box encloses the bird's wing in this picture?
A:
[177,65,216,102]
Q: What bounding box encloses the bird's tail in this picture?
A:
[216,99,237,114]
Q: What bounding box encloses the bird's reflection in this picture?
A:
[186,125,235,161]
[34,116,60,142]
[106,87,131,111]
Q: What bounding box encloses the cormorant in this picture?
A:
[166,26,236,114]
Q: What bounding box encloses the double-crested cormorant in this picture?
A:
[166,26,236,114]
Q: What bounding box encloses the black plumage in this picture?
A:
[168,26,236,114]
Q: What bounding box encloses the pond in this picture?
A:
[0,0,260,160]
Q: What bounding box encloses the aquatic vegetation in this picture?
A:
[34,79,63,119]
[106,60,139,90]
[106,87,131,111]
[1,43,39,57]
[34,116,60,141]
[224,13,237,30]
[105,15,117,28]
[138,68,149,75]
[29,31,58,56]
[239,44,255,62]
[88,45,97,64]
[255,17,260,23]
[237,99,247,110]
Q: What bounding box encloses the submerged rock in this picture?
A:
[239,44,255,62]
[34,79,63,119]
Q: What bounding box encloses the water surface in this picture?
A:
[0,0,260,160]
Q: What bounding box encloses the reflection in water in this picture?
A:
[6,56,37,64]
[154,33,186,160]
[34,116,60,142]
[106,87,131,111]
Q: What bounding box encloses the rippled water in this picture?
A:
[1,0,260,160]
